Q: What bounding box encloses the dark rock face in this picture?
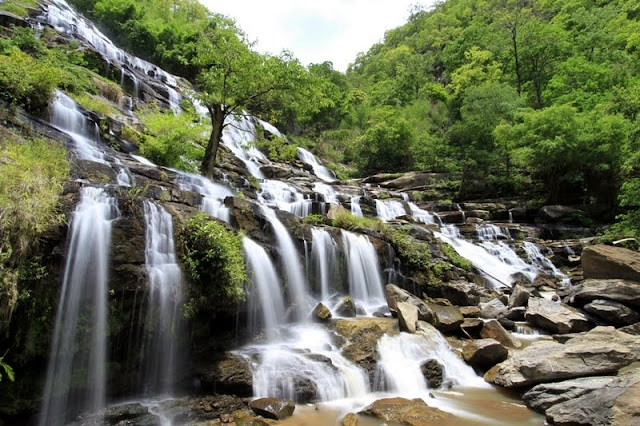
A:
[485,327,639,388]
[335,296,357,318]
[195,353,253,396]
[249,398,295,420]
[420,359,444,388]
[568,279,640,308]
[525,298,591,334]
[359,397,454,425]
[463,338,508,370]
[582,244,640,281]
[523,369,640,426]
[584,299,639,326]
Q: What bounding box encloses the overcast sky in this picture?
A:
[201,1,433,72]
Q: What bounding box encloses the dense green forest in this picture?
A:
[2,0,640,236]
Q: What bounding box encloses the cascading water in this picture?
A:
[313,182,339,205]
[221,113,268,178]
[259,206,309,321]
[140,201,183,396]
[258,180,311,217]
[522,241,571,286]
[351,196,363,217]
[408,202,437,225]
[298,147,337,182]
[243,237,287,334]
[174,171,234,223]
[310,228,340,302]
[39,187,118,426]
[341,230,387,314]
[51,91,106,162]
[375,199,407,222]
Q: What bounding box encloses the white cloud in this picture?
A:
[200,0,432,71]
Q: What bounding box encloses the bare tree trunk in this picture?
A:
[201,104,225,179]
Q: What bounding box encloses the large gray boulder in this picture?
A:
[480,319,522,348]
[523,369,640,426]
[479,298,508,319]
[439,280,496,306]
[485,327,639,388]
[428,303,464,333]
[507,285,531,309]
[584,299,639,326]
[568,279,640,308]
[462,338,508,370]
[582,244,640,281]
[385,284,434,323]
[525,298,591,334]
[397,302,419,333]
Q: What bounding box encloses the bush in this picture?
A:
[303,214,326,226]
[177,214,247,315]
[252,135,299,163]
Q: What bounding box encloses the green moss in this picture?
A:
[70,93,119,116]
[331,211,386,233]
[177,214,247,316]
[441,241,471,270]
[0,4,28,17]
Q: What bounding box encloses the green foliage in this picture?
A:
[252,136,298,163]
[303,214,326,226]
[0,353,14,382]
[137,107,206,172]
[178,214,247,315]
[440,241,471,270]
[71,93,119,116]
[0,3,28,17]
[331,211,386,234]
[386,226,432,271]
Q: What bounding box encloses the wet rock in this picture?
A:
[479,298,508,319]
[335,296,357,318]
[420,359,444,388]
[525,298,591,334]
[584,299,639,326]
[196,353,253,396]
[582,244,640,281]
[568,279,640,308]
[480,319,522,348]
[312,303,332,322]
[502,307,526,321]
[359,397,454,425]
[524,369,640,426]
[619,322,640,335]
[498,317,516,331]
[439,280,496,306]
[341,412,359,426]
[463,338,508,370]
[249,398,295,420]
[385,284,434,323]
[485,327,639,388]
[507,285,530,309]
[539,205,582,222]
[460,318,484,338]
[155,395,247,424]
[397,301,419,333]
[260,164,292,179]
[460,306,481,317]
[427,303,463,334]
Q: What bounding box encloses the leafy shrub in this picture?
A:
[440,241,471,270]
[252,135,299,163]
[303,214,326,226]
[71,93,119,116]
[177,214,247,315]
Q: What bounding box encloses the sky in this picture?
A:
[201,1,433,72]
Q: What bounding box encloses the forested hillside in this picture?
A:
[55,0,640,236]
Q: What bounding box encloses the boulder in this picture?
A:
[479,298,508,319]
[196,353,253,396]
[359,397,454,425]
[460,306,481,318]
[584,299,639,326]
[335,296,357,317]
[525,298,591,334]
[582,244,640,281]
[463,338,508,370]
[397,302,419,333]
[619,322,640,335]
[312,303,332,322]
[259,164,292,179]
[379,171,449,190]
[485,327,639,388]
[327,203,350,220]
[480,320,522,348]
[460,318,484,338]
[508,285,531,309]
[385,284,434,323]
[420,359,444,388]
[439,280,495,306]
[427,303,463,333]
[502,307,526,321]
[568,279,640,308]
[341,413,359,426]
[539,205,582,222]
[524,369,640,426]
[249,398,295,420]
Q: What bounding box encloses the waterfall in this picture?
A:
[141,201,183,396]
[260,206,309,322]
[377,330,488,395]
[351,196,363,217]
[310,228,339,302]
[522,241,571,285]
[259,180,310,217]
[221,114,268,178]
[174,171,234,223]
[298,147,337,182]
[375,199,407,222]
[408,202,437,225]
[476,224,511,241]
[243,237,287,334]
[51,91,105,163]
[313,182,339,205]
[341,230,386,314]
[39,187,118,426]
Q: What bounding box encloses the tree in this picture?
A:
[193,16,306,178]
